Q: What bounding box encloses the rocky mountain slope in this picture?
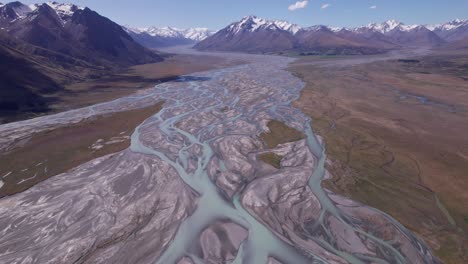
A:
[0,1,163,122]
[0,33,60,119]
[0,1,161,66]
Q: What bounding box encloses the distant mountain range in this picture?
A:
[195,16,468,54]
[0,1,162,121]
[125,26,215,48]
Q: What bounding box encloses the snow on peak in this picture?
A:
[0,1,83,20]
[384,19,402,30]
[357,19,422,33]
[427,19,468,31]
[274,20,302,34]
[182,28,215,41]
[400,24,420,31]
[145,26,185,38]
[228,16,302,34]
[127,26,215,41]
[46,1,83,18]
[303,25,328,32]
[365,19,404,33]
[330,26,344,32]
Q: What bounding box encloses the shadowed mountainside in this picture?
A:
[0,1,163,122]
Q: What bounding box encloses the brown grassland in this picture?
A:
[259,152,284,169]
[52,54,240,112]
[289,51,468,263]
[0,102,163,198]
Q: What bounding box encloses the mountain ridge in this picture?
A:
[195,16,468,54]
[0,1,161,66]
[0,1,163,121]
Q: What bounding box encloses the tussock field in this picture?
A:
[289,51,468,264]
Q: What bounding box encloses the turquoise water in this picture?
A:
[129,55,439,263]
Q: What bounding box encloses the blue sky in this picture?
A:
[21,0,468,29]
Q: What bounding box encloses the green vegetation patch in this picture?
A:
[260,120,305,149]
[259,152,283,169]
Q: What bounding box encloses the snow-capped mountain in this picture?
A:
[44,1,82,20]
[183,28,216,41]
[127,26,214,41]
[0,1,83,23]
[196,16,468,54]
[352,20,444,46]
[195,16,298,53]
[358,19,419,34]
[226,16,301,35]
[272,20,301,34]
[428,19,468,41]
[0,1,162,121]
[0,1,161,65]
[427,19,468,31]
[355,19,468,42]
[125,26,215,48]
[196,16,398,54]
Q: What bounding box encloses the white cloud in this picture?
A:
[369,5,377,9]
[288,1,309,11]
[321,3,330,9]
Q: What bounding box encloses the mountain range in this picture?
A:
[125,26,214,48]
[0,1,162,121]
[1,1,467,121]
[0,1,161,66]
[195,16,468,54]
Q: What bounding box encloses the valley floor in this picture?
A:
[55,54,242,112]
[289,50,468,264]
[0,49,439,264]
[0,53,243,196]
[0,47,461,263]
[1,53,240,124]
